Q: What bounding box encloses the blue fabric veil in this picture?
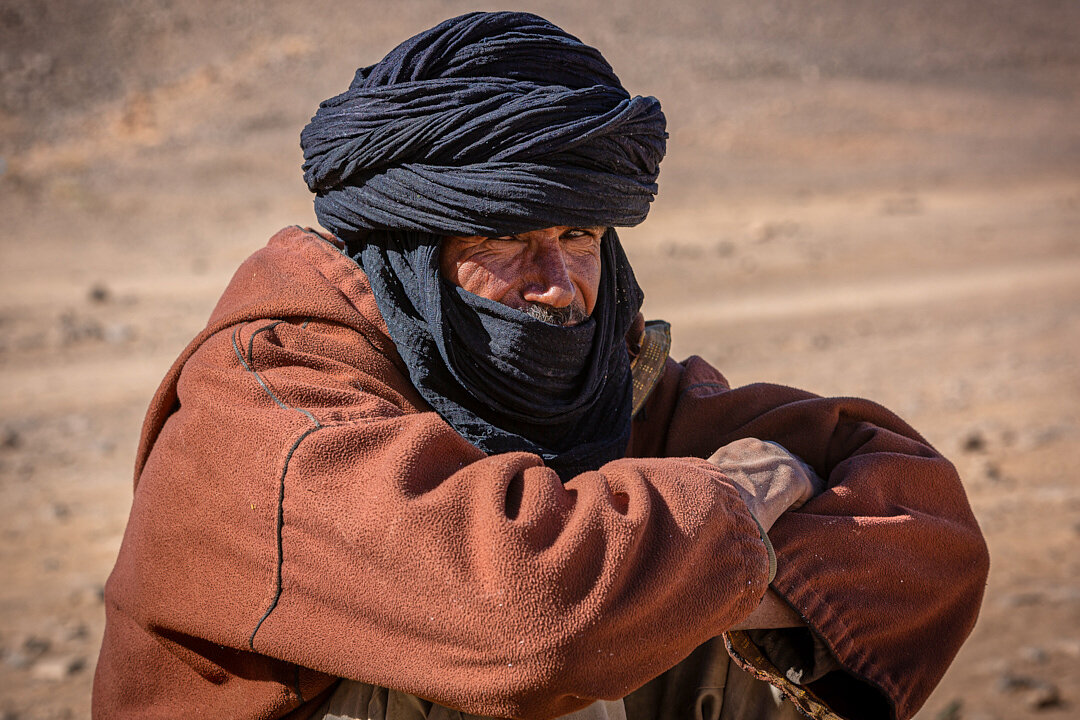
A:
[300,12,666,478]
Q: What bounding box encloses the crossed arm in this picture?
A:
[708,437,825,631]
[99,316,985,720]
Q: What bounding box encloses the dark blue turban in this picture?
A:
[300,12,666,479]
[301,11,666,237]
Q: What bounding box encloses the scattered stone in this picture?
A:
[62,622,89,642]
[997,673,1064,710]
[30,655,86,681]
[713,240,735,257]
[936,698,962,720]
[1020,645,1048,664]
[103,323,135,344]
[961,430,986,453]
[22,636,50,658]
[1001,591,1044,608]
[981,460,1002,483]
[661,242,703,258]
[748,220,799,244]
[1028,682,1062,710]
[997,672,1034,693]
[70,583,106,607]
[59,312,104,345]
[4,636,50,669]
[1019,425,1071,451]
[0,427,19,450]
[87,283,110,304]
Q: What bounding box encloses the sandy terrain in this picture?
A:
[1,1,1078,718]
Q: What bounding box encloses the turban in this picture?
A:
[300,12,664,479]
[301,11,667,237]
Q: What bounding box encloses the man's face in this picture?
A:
[439,226,605,326]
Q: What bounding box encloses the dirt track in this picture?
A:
[1,1,1079,718]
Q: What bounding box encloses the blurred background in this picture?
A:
[1,1,1078,718]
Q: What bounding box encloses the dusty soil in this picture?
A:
[1,1,1078,718]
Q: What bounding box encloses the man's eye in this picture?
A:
[564,228,604,240]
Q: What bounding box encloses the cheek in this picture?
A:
[451,258,521,304]
[441,240,514,303]
[570,254,603,314]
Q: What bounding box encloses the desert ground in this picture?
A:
[1,1,1078,718]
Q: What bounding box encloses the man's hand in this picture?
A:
[707,438,824,531]
[709,439,824,630]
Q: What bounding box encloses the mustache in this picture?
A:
[522,302,589,327]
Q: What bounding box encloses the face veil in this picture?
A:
[349,228,643,480]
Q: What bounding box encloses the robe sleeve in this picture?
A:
[630,355,989,720]
[95,319,774,720]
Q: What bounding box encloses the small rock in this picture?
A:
[3,650,31,670]
[59,312,103,345]
[62,622,89,642]
[22,636,50,658]
[961,431,986,453]
[0,427,18,450]
[71,583,106,606]
[103,323,134,344]
[1001,591,1044,608]
[30,655,86,681]
[713,240,735,257]
[1020,645,1049,664]
[936,698,962,720]
[998,672,1035,693]
[1028,682,1062,710]
[1019,425,1070,450]
[4,635,50,669]
[748,220,799,244]
[982,460,1002,483]
[87,283,110,303]
[51,503,70,520]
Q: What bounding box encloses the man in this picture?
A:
[93,12,988,720]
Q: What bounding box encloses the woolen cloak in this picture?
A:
[93,227,988,720]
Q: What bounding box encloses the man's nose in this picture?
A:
[522,239,575,308]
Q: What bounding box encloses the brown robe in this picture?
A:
[93,227,988,720]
